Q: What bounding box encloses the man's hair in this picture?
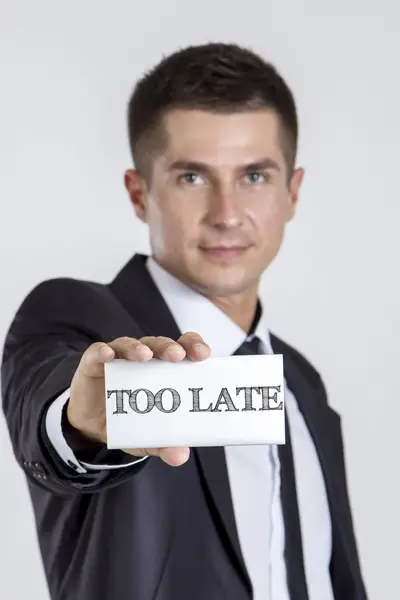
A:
[127,42,298,184]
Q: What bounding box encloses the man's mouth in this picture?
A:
[198,245,251,261]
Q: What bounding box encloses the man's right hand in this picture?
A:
[67,333,211,467]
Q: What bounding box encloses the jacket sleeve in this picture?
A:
[44,386,148,473]
[1,277,150,497]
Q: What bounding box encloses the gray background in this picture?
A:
[1,1,398,598]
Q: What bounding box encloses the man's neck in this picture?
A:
[149,255,260,334]
[207,289,259,334]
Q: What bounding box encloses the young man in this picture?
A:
[1,43,368,599]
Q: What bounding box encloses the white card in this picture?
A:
[104,355,285,449]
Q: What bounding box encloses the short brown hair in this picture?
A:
[127,42,298,184]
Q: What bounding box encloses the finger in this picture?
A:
[79,342,116,378]
[107,337,153,361]
[159,447,190,466]
[177,332,211,361]
[139,336,186,362]
[125,446,190,467]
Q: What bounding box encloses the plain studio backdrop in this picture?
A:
[0,1,398,599]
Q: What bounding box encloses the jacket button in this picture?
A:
[34,462,47,474]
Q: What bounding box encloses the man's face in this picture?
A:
[126,108,304,297]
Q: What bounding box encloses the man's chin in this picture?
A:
[190,266,257,297]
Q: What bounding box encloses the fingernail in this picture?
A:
[166,343,185,355]
[133,343,152,356]
[192,343,209,352]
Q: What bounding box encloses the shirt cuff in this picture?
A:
[45,388,148,473]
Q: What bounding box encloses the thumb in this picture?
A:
[79,342,115,378]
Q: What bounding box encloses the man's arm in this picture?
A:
[1,279,150,496]
[1,277,209,496]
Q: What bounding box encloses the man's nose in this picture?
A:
[206,184,244,229]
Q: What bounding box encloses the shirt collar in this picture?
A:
[146,256,273,357]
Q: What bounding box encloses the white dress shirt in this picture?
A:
[45,257,334,600]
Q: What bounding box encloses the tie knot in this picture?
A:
[234,336,263,356]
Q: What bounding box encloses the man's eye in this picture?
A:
[179,173,203,184]
[245,172,266,184]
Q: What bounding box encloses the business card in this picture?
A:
[104,354,285,449]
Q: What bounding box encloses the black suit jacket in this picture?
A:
[1,253,368,600]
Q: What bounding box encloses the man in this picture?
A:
[1,43,367,599]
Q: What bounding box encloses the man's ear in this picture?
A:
[286,167,305,222]
[124,169,148,223]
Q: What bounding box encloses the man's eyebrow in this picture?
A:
[241,158,281,172]
[168,160,210,173]
[167,158,281,173]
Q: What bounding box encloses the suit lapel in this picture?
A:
[194,447,253,592]
[109,254,251,588]
[109,253,182,340]
[270,335,357,588]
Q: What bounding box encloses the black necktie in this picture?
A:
[234,337,309,600]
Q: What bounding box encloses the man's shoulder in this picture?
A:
[270,331,323,392]
[18,254,146,317]
[20,276,110,311]
[10,276,121,334]
[3,274,146,355]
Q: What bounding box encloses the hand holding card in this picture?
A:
[67,332,211,467]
